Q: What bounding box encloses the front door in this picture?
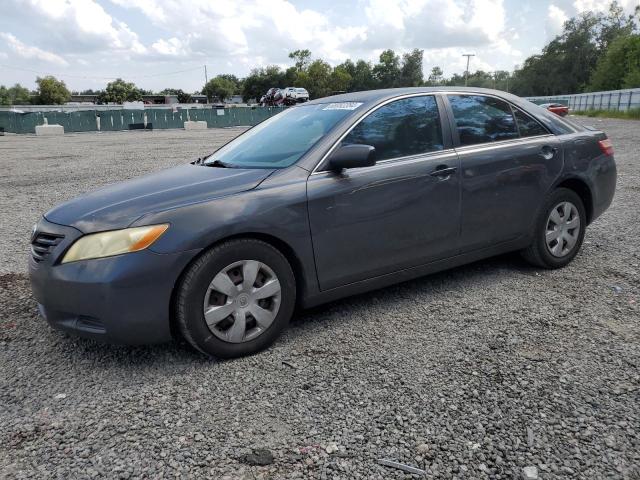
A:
[306,95,461,291]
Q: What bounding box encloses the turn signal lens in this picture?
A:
[61,224,169,264]
[598,139,614,156]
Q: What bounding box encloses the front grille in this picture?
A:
[31,232,64,262]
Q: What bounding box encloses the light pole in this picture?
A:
[462,53,475,86]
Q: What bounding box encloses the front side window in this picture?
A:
[342,96,444,161]
[448,95,518,146]
[514,108,549,137]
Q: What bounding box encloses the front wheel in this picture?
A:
[521,188,586,269]
[175,239,296,358]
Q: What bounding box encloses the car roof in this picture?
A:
[304,86,584,135]
[305,86,529,106]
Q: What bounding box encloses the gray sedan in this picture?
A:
[29,87,616,358]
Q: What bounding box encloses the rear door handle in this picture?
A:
[540,145,558,160]
[430,166,457,179]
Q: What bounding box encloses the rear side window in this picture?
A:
[513,108,548,137]
[342,96,443,161]
[448,95,518,146]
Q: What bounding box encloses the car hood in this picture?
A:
[45,164,275,232]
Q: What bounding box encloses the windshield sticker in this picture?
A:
[322,102,363,111]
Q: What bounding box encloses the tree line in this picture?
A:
[510,2,640,95]
[1,1,638,106]
[0,77,197,106]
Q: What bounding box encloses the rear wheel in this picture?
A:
[521,188,586,269]
[176,239,296,358]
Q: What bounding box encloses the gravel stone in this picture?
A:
[522,465,539,479]
[1,119,639,478]
[241,448,274,466]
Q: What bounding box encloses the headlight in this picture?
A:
[61,224,169,264]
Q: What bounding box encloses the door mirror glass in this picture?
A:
[328,144,376,170]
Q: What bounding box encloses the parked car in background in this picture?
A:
[272,88,286,106]
[260,88,289,107]
[296,88,309,102]
[540,103,569,117]
[260,88,280,106]
[282,87,298,102]
[283,87,309,103]
[30,87,616,359]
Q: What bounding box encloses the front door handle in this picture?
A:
[430,165,457,179]
[540,145,558,160]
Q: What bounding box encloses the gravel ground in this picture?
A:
[0,127,247,274]
[0,120,639,479]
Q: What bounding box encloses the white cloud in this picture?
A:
[9,0,146,54]
[0,32,69,65]
[151,37,187,56]
[546,4,568,39]
[109,0,167,23]
[574,0,638,13]
[119,0,368,65]
[87,0,526,86]
[343,0,519,72]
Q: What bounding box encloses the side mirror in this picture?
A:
[327,144,376,171]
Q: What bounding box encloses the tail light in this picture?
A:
[598,139,614,156]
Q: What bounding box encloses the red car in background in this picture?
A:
[540,103,569,117]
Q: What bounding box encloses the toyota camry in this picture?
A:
[29,87,616,358]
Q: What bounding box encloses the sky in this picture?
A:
[0,0,638,93]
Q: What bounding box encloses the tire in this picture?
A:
[521,187,586,269]
[175,239,296,358]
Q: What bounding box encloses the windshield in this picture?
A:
[205,104,358,169]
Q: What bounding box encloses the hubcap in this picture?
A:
[545,201,581,258]
[203,260,281,343]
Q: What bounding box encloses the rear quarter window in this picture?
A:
[513,108,549,137]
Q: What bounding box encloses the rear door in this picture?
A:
[306,95,461,291]
[443,94,563,252]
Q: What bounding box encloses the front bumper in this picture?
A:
[29,218,200,345]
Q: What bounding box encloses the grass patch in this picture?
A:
[575,108,640,120]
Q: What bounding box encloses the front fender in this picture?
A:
[137,166,320,301]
